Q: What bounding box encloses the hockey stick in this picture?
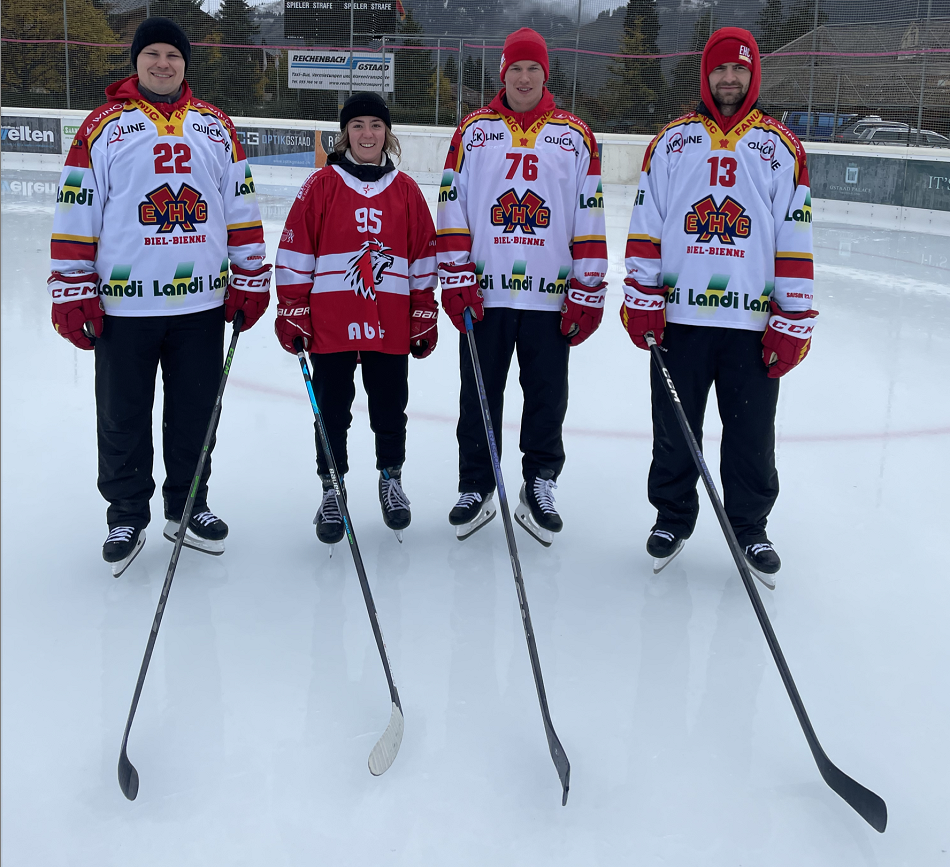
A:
[646,333,887,832]
[292,337,404,776]
[462,308,571,805]
[118,309,245,800]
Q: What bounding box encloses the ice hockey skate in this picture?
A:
[744,541,781,590]
[449,492,496,540]
[315,475,347,554]
[647,529,686,574]
[379,466,410,543]
[103,526,146,578]
[163,509,228,555]
[514,473,562,547]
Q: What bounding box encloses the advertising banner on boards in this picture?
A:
[235,126,317,167]
[1,116,61,154]
[288,51,394,92]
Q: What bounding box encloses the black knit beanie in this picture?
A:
[340,92,391,130]
[131,18,191,70]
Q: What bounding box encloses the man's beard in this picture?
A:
[712,85,749,109]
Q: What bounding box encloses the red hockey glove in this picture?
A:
[225,264,272,331]
[762,300,818,378]
[275,303,313,354]
[620,278,666,350]
[440,262,483,333]
[48,272,103,350]
[560,279,607,347]
[409,296,439,359]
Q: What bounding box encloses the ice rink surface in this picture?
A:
[2,166,949,866]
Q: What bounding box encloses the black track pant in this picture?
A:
[95,307,224,530]
[457,308,569,494]
[309,350,409,477]
[648,323,780,547]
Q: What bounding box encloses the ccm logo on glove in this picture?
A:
[49,282,99,301]
[230,274,270,290]
[441,272,478,288]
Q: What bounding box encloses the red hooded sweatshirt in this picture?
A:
[104,74,194,116]
[488,86,557,131]
[699,27,762,133]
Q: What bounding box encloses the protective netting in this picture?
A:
[2,0,949,142]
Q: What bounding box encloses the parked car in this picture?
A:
[835,116,910,144]
[862,126,950,147]
[780,110,858,141]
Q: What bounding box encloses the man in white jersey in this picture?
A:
[48,17,270,575]
[622,27,817,580]
[437,27,608,546]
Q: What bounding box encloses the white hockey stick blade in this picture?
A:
[514,502,554,547]
[162,520,225,556]
[652,538,686,574]
[111,531,146,578]
[367,702,404,776]
[455,495,497,540]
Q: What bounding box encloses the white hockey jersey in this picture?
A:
[50,76,266,317]
[437,89,608,312]
[626,108,814,331]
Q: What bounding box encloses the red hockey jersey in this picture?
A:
[276,161,438,354]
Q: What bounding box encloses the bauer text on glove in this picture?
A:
[409,301,439,359]
[275,304,313,354]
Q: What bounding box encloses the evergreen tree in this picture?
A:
[546,55,571,108]
[393,10,434,124]
[756,0,786,54]
[664,10,711,120]
[1,0,122,109]
[603,0,664,133]
[207,0,266,116]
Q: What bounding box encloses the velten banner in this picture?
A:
[1,116,61,154]
[288,51,394,92]
[236,126,318,167]
[1,174,60,204]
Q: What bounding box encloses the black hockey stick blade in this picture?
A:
[646,335,886,832]
[817,754,888,832]
[118,733,139,800]
[545,724,571,805]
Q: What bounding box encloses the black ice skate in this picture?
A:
[163,509,228,555]
[744,540,781,590]
[514,472,562,547]
[314,475,347,550]
[379,466,411,542]
[103,526,146,577]
[448,492,496,540]
[646,529,686,574]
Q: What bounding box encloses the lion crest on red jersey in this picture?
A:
[346,239,394,300]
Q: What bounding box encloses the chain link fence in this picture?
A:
[3,0,949,144]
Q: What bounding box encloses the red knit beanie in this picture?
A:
[705,36,754,70]
[500,28,549,81]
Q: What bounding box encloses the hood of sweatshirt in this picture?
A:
[105,74,193,116]
[699,27,761,133]
[488,87,557,131]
